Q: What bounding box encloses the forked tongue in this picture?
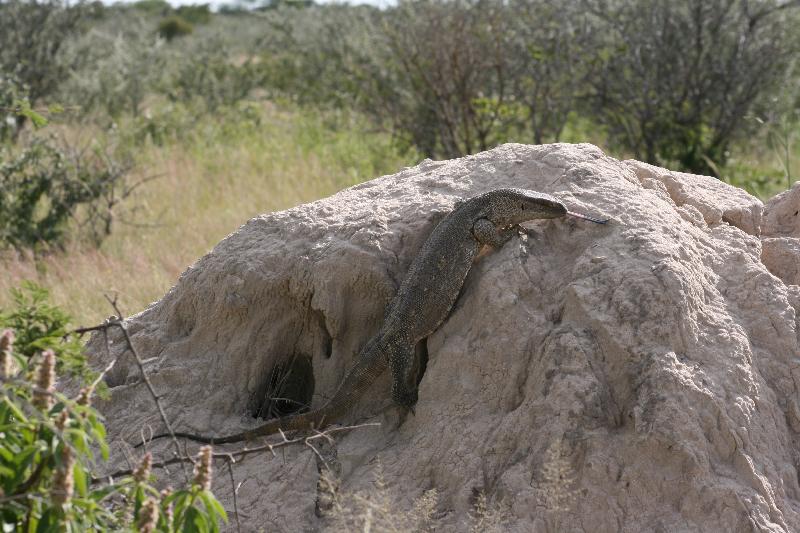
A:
[566,210,609,224]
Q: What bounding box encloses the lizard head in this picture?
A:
[485,188,567,226]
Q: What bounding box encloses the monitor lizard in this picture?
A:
[138,188,603,445]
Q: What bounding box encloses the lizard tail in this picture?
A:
[210,409,327,444]
[137,409,323,447]
[134,332,392,448]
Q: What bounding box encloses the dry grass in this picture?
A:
[325,463,440,532]
[322,462,515,532]
[0,105,416,325]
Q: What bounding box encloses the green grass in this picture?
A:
[722,126,797,199]
[0,103,418,325]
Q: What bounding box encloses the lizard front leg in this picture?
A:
[472,217,519,248]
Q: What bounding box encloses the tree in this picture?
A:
[582,0,800,174]
[0,0,91,131]
[378,0,520,158]
[507,0,598,144]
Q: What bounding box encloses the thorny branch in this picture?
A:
[99,423,380,480]
[73,293,190,481]
[227,460,242,533]
[72,295,378,527]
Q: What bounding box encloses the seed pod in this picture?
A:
[133,452,152,484]
[136,498,159,533]
[76,386,93,407]
[193,445,213,491]
[160,487,174,529]
[33,350,56,411]
[54,410,70,432]
[52,445,74,506]
[0,329,14,379]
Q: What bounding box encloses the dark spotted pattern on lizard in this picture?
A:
[143,188,568,445]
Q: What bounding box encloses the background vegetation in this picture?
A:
[0,0,798,325]
[0,1,798,529]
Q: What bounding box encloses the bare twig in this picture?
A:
[0,488,74,506]
[89,354,118,393]
[304,440,327,471]
[0,376,64,398]
[104,294,189,481]
[72,319,117,337]
[227,459,242,533]
[0,492,32,505]
[98,422,379,480]
[139,426,154,450]
[72,294,189,481]
[0,105,81,114]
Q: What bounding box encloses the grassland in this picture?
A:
[0,104,417,325]
[1,101,796,327]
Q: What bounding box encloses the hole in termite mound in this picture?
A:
[251,353,315,420]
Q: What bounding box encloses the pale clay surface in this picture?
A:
[87,144,800,532]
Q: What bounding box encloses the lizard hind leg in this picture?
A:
[388,341,419,410]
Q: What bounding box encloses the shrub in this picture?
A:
[258,1,593,158]
[60,17,167,119]
[0,136,132,251]
[131,0,171,15]
[506,0,597,144]
[166,39,265,112]
[175,4,211,25]
[377,0,522,157]
[0,0,90,132]
[0,284,227,531]
[158,15,194,41]
[0,282,88,380]
[0,75,27,142]
[581,0,800,174]
[256,0,799,174]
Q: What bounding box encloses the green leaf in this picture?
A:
[13,100,48,129]
[133,485,146,515]
[12,445,40,474]
[182,506,207,533]
[91,421,106,439]
[72,463,87,498]
[200,490,227,524]
[0,444,15,462]
[2,398,29,423]
[90,482,123,502]
[163,489,188,507]
[25,514,39,533]
[98,440,109,461]
[169,492,189,526]
[35,509,56,533]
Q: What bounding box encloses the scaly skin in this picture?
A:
[144,188,567,445]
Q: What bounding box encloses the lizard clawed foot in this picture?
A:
[392,403,416,430]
